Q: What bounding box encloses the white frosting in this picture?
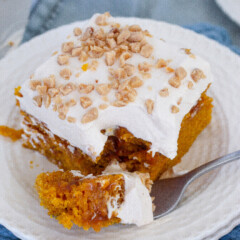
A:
[18,13,213,160]
[71,162,153,226]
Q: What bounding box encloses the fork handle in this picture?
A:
[185,150,240,184]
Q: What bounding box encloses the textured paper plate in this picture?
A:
[0,17,240,240]
[216,0,240,26]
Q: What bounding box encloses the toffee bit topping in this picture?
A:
[117,29,131,44]
[168,76,180,88]
[33,95,42,107]
[59,83,76,96]
[58,112,66,120]
[78,51,88,62]
[109,68,127,80]
[129,24,142,32]
[36,85,47,95]
[129,42,141,53]
[62,42,74,53]
[156,59,167,68]
[78,84,94,94]
[81,107,98,124]
[138,62,152,72]
[43,94,51,108]
[159,88,169,97]
[105,51,116,66]
[128,31,144,42]
[106,38,117,49]
[175,67,187,80]
[53,95,62,104]
[141,72,151,79]
[80,96,92,109]
[140,44,153,58]
[188,81,194,89]
[29,80,41,90]
[81,27,94,41]
[95,12,110,26]
[71,47,82,57]
[88,46,104,58]
[57,103,69,115]
[48,88,59,98]
[81,63,89,71]
[191,68,206,82]
[165,66,174,73]
[57,54,69,65]
[67,116,76,123]
[43,75,56,88]
[89,60,99,71]
[171,105,179,113]
[73,27,82,36]
[60,68,72,80]
[123,64,135,76]
[129,76,143,88]
[177,97,182,105]
[119,52,132,67]
[112,100,127,107]
[65,99,77,107]
[99,103,108,110]
[96,84,111,96]
[145,99,154,114]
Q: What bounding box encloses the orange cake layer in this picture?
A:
[35,171,124,231]
[22,91,213,181]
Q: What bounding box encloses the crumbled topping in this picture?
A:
[57,54,69,65]
[80,96,92,109]
[159,88,169,97]
[58,112,66,120]
[62,42,74,53]
[48,88,59,98]
[188,81,193,89]
[171,105,179,113]
[36,85,47,95]
[59,83,76,96]
[117,29,130,44]
[123,64,135,76]
[105,51,116,66]
[155,59,167,68]
[129,42,141,53]
[119,52,132,67]
[129,76,143,88]
[165,66,174,73]
[95,12,110,26]
[128,31,144,42]
[177,97,182,105]
[168,76,180,88]
[67,116,76,123]
[79,84,94,94]
[89,60,99,71]
[43,94,51,108]
[81,107,98,123]
[106,38,117,49]
[96,84,111,96]
[29,80,41,90]
[191,68,206,82]
[99,103,108,110]
[33,95,42,107]
[145,99,154,114]
[138,62,152,72]
[129,24,142,32]
[73,27,82,36]
[175,67,187,80]
[81,27,94,41]
[65,99,77,107]
[60,68,72,80]
[71,47,82,57]
[78,51,88,62]
[141,72,151,79]
[140,44,153,58]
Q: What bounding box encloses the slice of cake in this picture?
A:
[16,12,213,180]
[35,163,153,231]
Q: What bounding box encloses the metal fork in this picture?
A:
[152,150,240,219]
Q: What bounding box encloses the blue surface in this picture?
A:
[1,0,240,239]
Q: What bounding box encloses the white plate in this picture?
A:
[0,18,240,240]
[216,0,240,26]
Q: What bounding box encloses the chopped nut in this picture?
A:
[105,51,116,66]
[168,76,180,88]
[95,13,109,26]
[110,80,119,89]
[48,88,59,98]
[81,63,88,71]
[128,31,144,42]
[129,42,141,53]
[175,67,187,80]
[109,68,127,80]
[29,80,41,90]
[112,100,127,107]
[81,107,98,123]
[88,46,104,58]
[95,39,106,47]
[123,64,135,76]
[57,103,69,115]
[59,83,76,96]
[65,99,77,107]
[191,68,206,82]
[129,76,143,88]
[71,47,82,57]
[171,105,179,113]
[145,99,154,114]
[73,27,82,36]
[106,38,116,49]
[57,54,69,65]
[119,52,132,67]
[80,96,92,108]
[62,42,74,53]
[36,85,47,95]
[177,97,182,105]
[188,81,194,89]
[116,87,137,102]
[81,27,94,41]
[165,67,175,73]
[96,84,111,95]
[129,24,142,32]
[94,28,106,40]
[33,95,42,107]
[156,59,167,68]
[78,51,88,62]
[67,116,76,123]
[89,60,99,71]
[118,79,130,91]
[141,72,152,79]
[140,44,153,58]
[43,94,51,108]
[43,75,55,88]
[117,29,130,44]
[138,62,152,72]
[58,112,66,120]
[60,68,72,80]
[78,84,94,94]
[159,88,169,97]
[99,103,108,110]
[53,94,62,104]
[107,27,120,39]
